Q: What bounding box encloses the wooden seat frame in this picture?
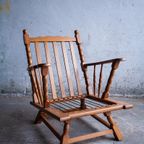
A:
[23,30,133,144]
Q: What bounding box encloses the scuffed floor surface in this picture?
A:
[0,96,144,144]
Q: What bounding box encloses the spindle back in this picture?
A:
[23,30,87,105]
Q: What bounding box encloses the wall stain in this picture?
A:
[0,0,10,14]
[0,51,5,63]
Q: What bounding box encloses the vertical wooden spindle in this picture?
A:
[53,42,66,97]
[44,42,57,99]
[69,42,82,96]
[93,65,96,96]
[98,64,103,97]
[61,42,74,96]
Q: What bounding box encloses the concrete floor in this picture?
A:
[0,96,144,144]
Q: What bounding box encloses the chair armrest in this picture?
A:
[28,63,50,70]
[27,63,50,76]
[83,58,124,67]
[83,58,124,99]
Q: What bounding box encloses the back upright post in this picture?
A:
[23,29,35,103]
[23,29,32,66]
[74,30,90,96]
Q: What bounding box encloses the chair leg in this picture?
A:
[60,121,70,144]
[34,110,42,124]
[104,112,123,141]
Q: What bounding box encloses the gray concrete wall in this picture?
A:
[0,0,144,97]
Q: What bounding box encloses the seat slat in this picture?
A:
[52,42,66,97]
[61,42,74,96]
[44,42,57,99]
[65,101,80,108]
[86,98,106,107]
[69,42,82,95]
[46,95,84,104]
[59,102,76,109]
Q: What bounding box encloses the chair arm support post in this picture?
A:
[101,60,121,99]
[41,65,49,108]
[28,63,50,107]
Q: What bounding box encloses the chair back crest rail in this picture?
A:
[23,30,87,105]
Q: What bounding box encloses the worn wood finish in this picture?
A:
[23,29,133,144]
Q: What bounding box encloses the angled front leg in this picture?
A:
[60,121,70,144]
[101,60,120,99]
[104,112,123,141]
[34,110,42,124]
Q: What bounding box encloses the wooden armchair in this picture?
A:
[23,30,133,144]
